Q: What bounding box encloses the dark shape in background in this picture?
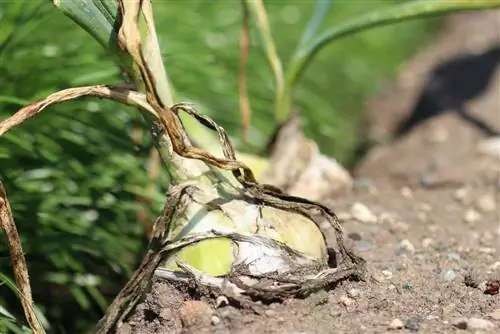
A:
[393,45,500,139]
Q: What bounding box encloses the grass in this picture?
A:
[0,0,436,331]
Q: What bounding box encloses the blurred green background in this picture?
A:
[0,0,436,332]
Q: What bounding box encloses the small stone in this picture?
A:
[388,220,410,232]
[350,202,377,224]
[476,194,497,213]
[347,288,361,298]
[397,239,416,255]
[404,316,421,332]
[216,296,229,308]
[442,269,456,281]
[371,271,385,283]
[478,247,496,254]
[478,280,488,292]
[211,315,221,326]
[388,318,404,330]
[402,282,413,291]
[400,187,413,199]
[118,323,133,334]
[422,238,433,248]
[339,295,354,306]
[265,309,277,317]
[464,209,481,223]
[489,308,500,321]
[453,188,469,203]
[179,300,213,328]
[488,261,500,270]
[382,270,393,279]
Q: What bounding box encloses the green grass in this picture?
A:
[0,0,436,331]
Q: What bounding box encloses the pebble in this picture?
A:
[179,300,213,327]
[388,318,404,330]
[478,247,496,254]
[265,309,277,317]
[489,261,500,270]
[211,315,221,326]
[419,203,433,212]
[371,271,386,283]
[216,296,229,308]
[464,209,481,223]
[489,308,500,321]
[475,194,496,212]
[404,316,421,332]
[382,270,393,279]
[390,221,410,232]
[402,282,413,291]
[442,269,457,281]
[339,295,355,306]
[453,317,496,331]
[453,188,469,203]
[347,288,361,299]
[400,187,413,199]
[350,202,377,224]
[397,239,416,255]
[422,238,433,248]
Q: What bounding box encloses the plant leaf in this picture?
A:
[286,0,500,98]
[297,0,334,49]
[51,0,131,69]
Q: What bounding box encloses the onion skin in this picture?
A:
[162,178,328,277]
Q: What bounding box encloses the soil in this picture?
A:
[119,11,500,334]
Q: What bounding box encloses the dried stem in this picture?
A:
[0,183,44,334]
[245,0,285,121]
[0,85,159,137]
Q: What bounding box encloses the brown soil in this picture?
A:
[120,11,500,334]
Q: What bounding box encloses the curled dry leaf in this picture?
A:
[0,85,159,136]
